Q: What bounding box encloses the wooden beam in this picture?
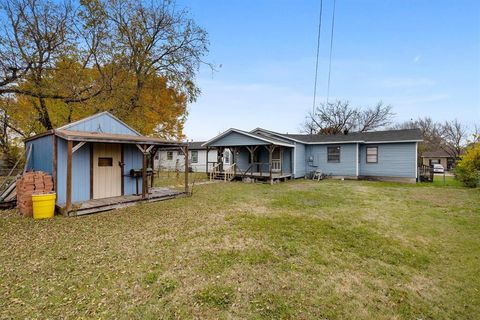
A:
[146,144,155,153]
[184,145,189,194]
[52,135,57,192]
[121,144,124,196]
[66,140,73,214]
[90,143,94,199]
[23,145,32,174]
[72,141,86,154]
[135,144,145,153]
[142,144,147,198]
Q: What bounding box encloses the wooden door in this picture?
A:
[93,143,122,199]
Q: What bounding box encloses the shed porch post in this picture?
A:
[66,140,73,214]
[142,144,147,199]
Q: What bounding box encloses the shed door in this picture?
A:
[93,143,122,199]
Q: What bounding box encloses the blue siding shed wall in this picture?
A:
[123,144,143,195]
[306,144,357,176]
[209,131,270,147]
[71,143,90,203]
[65,113,138,135]
[294,142,306,178]
[359,143,417,178]
[25,134,53,174]
[56,140,91,204]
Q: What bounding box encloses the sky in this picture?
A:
[177,0,480,140]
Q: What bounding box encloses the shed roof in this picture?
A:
[54,129,183,146]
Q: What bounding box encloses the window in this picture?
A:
[191,150,198,163]
[327,146,341,163]
[366,146,378,163]
[98,157,113,167]
[224,150,231,164]
[167,151,173,160]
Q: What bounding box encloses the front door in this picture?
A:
[93,143,122,199]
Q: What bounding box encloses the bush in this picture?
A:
[455,143,480,187]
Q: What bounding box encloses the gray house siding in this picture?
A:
[209,131,271,147]
[306,144,357,176]
[294,142,306,178]
[359,143,416,178]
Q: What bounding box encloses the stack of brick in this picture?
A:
[16,171,54,217]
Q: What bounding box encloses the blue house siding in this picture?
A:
[209,132,270,147]
[294,142,306,178]
[123,144,143,195]
[25,134,53,174]
[359,143,417,178]
[71,143,90,203]
[306,144,357,176]
[63,113,139,136]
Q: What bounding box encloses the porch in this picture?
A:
[57,187,185,216]
[206,144,294,183]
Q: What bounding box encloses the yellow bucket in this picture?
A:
[32,193,56,219]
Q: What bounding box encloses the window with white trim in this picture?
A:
[327,146,341,163]
[366,146,378,163]
[167,151,173,160]
[191,150,198,163]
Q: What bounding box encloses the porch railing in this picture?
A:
[224,163,236,181]
[271,159,281,172]
[210,162,221,181]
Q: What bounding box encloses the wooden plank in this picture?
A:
[23,145,32,174]
[135,144,145,153]
[121,144,124,196]
[72,141,86,154]
[142,145,147,198]
[66,140,73,214]
[90,143,93,199]
[53,135,57,192]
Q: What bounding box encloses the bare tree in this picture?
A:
[302,100,394,134]
[391,117,443,152]
[440,119,468,159]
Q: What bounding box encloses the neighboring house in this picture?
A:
[203,128,422,183]
[154,141,232,172]
[421,150,455,170]
[23,112,187,216]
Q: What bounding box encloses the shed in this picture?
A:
[24,112,188,216]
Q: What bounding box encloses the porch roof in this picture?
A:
[202,128,295,148]
[54,129,184,147]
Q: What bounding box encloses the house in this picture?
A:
[203,127,422,183]
[23,112,188,216]
[154,141,232,172]
[421,150,455,170]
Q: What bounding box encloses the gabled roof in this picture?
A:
[202,128,295,147]
[57,111,141,136]
[188,141,207,150]
[253,128,422,144]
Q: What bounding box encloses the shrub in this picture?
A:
[455,143,480,187]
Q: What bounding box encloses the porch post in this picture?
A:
[142,144,147,199]
[233,147,237,175]
[268,145,274,184]
[280,147,283,175]
[184,145,189,194]
[66,140,73,214]
[205,146,210,175]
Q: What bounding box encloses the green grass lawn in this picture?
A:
[429,174,464,187]
[153,171,209,188]
[1,180,479,319]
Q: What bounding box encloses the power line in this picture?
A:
[326,0,337,104]
[312,0,324,115]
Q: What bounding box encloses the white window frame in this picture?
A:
[366,146,378,164]
[191,150,198,164]
[166,151,173,160]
